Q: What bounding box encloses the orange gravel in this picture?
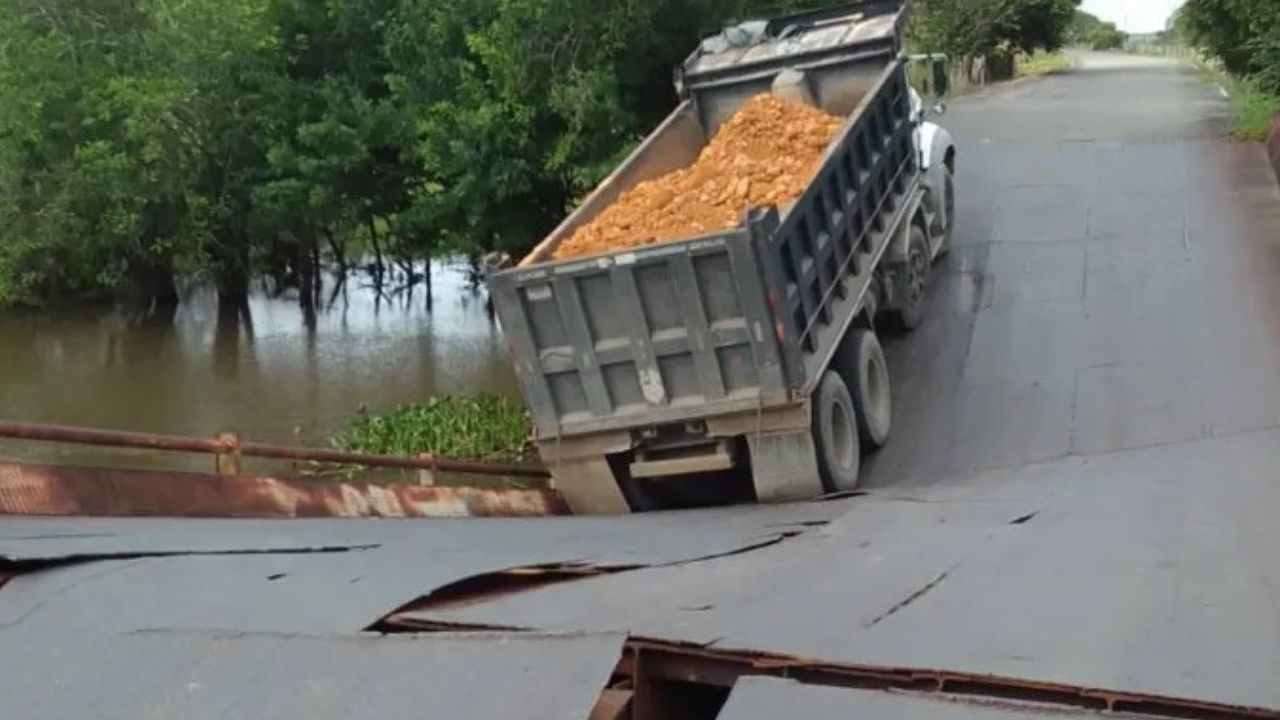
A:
[552,94,844,260]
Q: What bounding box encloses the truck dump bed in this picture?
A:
[491,1,916,440]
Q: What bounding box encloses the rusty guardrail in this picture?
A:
[0,419,567,518]
[0,461,568,518]
[0,419,548,479]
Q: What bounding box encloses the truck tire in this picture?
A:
[812,369,861,492]
[886,225,929,333]
[845,328,892,449]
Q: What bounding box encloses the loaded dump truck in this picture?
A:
[490,0,956,513]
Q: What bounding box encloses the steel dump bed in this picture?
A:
[490,1,917,440]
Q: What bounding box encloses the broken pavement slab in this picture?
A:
[0,628,623,720]
[0,500,846,635]
[391,492,1026,638]
[387,428,1280,710]
[0,496,847,562]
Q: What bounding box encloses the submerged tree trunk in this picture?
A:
[323,227,346,272]
[367,215,385,283]
[312,239,322,306]
[125,252,179,307]
[297,231,316,313]
[214,292,254,379]
[298,231,320,333]
[424,256,433,310]
[214,229,251,307]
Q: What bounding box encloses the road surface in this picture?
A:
[870,51,1280,486]
[3,53,1280,719]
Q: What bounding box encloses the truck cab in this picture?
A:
[908,58,958,259]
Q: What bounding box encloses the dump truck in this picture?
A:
[489,0,956,513]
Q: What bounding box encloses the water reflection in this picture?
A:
[0,259,519,470]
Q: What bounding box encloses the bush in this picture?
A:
[911,0,1077,58]
[1225,76,1280,141]
[1180,0,1280,93]
[334,394,532,461]
[1089,26,1127,50]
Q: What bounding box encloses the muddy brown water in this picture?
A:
[0,260,519,472]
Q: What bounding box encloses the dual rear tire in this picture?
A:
[812,328,892,493]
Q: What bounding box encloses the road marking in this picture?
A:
[1218,85,1230,99]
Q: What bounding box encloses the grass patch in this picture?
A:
[1016,51,1071,78]
[1221,77,1278,142]
[333,394,533,461]
[1197,64,1279,141]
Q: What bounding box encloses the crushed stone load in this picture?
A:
[552,94,845,260]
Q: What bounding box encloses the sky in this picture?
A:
[1080,0,1183,33]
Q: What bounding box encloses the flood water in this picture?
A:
[0,260,519,471]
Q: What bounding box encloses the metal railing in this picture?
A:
[0,419,549,479]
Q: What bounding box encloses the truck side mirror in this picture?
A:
[931,60,949,100]
[907,53,951,115]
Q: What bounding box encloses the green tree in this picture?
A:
[1088,25,1127,50]
[387,0,801,256]
[1071,11,1127,50]
[0,0,877,308]
[912,0,1080,58]
[255,0,418,299]
[0,0,280,306]
[1180,0,1280,90]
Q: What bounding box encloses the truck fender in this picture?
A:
[918,121,954,173]
[918,121,955,233]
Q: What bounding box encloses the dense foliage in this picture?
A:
[334,394,532,460]
[1177,0,1280,93]
[0,0,817,307]
[1069,10,1126,50]
[910,0,1079,58]
[0,0,1085,307]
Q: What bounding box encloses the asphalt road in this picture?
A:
[867,51,1280,488]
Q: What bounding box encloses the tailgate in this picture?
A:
[490,233,791,438]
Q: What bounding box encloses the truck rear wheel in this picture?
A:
[812,369,861,492]
[939,170,955,257]
[845,328,892,449]
[886,225,929,332]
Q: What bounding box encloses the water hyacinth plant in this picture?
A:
[334,394,532,461]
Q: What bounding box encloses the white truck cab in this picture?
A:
[908,57,957,257]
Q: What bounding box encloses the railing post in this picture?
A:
[215,432,242,476]
[416,453,436,486]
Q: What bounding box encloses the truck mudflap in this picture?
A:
[534,429,634,514]
[746,433,824,502]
